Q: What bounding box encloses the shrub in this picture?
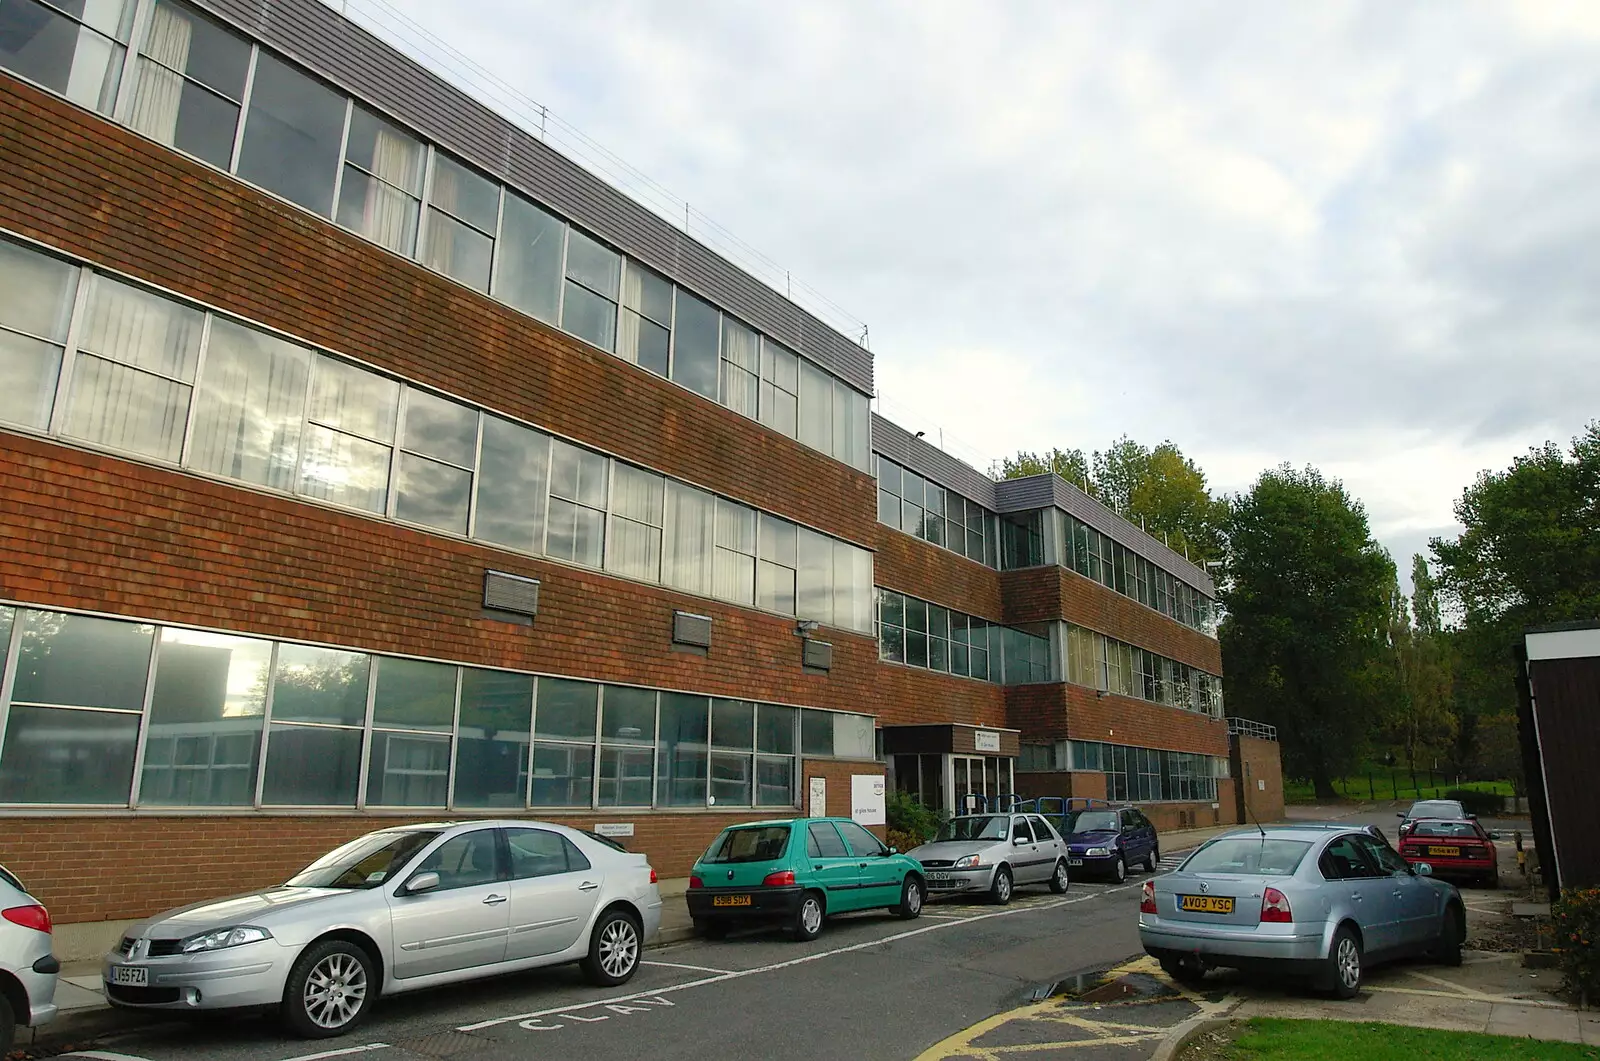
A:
[1552,887,1600,1006]
[1445,788,1505,817]
[887,790,944,845]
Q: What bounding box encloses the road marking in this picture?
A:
[278,1045,391,1061]
[61,1052,159,1061]
[641,959,732,974]
[1367,984,1570,1009]
[461,883,1140,1032]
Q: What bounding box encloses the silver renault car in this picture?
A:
[104,821,662,1038]
[1139,825,1464,998]
[907,812,1071,904]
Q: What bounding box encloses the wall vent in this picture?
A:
[483,571,540,618]
[802,639,833,672]
[672,611,713,650]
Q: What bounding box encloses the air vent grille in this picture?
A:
[483,571,540,617]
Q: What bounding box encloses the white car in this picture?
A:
[105,821,662,1038]
[0,863,59,1053]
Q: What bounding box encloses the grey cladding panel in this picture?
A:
[871,413,998,510]
[194,0,871,394]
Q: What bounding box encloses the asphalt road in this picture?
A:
[55,871,1166,1061]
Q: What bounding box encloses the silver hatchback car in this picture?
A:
[1,863,58,1054]
[907,813,1071,904]
[1139,826,1464,997]
[104,821,662,1038]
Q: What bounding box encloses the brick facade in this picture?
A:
[1004,684,1228,756]
[873,524,1004,621]
[1232,736,1285,824]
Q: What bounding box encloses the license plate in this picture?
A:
[928,872,951,882]
[1427,846,1461,857]
[1179,894,1235,914]
[712,894,751,907]
[1068,859,1084,867]
[109,965,148,987]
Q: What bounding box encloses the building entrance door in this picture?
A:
[954,756,1015,813]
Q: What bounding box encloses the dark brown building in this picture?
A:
[1518,624,1600,897]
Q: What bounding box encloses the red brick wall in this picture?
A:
[1004,684,1228,757]
[0,78,876,548]
[1000,567,1223,674]
[1234,737,1285,823]
[873,525,1003,621]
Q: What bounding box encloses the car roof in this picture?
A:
[1204,825,1359,843]
[1407,817,1479,825]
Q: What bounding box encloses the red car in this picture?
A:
[1397,818,1500,887]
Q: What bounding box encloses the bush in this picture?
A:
[887,790,944,847]
[1446,788,1505,816]
[1552,887,1600,1005]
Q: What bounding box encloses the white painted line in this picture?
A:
[641,959,733,975]
[460,883,1138,1032]
[61,1052,158,1061]
[278,1044,391,1061]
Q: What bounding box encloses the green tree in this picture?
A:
[1382,556,1456,787]
[1220,465,1395,799]
[995,447,1091,489]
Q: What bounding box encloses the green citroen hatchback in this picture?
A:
[686,818,926,941]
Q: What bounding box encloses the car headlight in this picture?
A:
[954,854,982,868]
[179,926,274,954]
[1085,847,1111,857]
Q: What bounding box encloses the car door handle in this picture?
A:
[483,894,508,905]
[1350,893,1363,901]
[858,862,869,868]
[578,881,600,892]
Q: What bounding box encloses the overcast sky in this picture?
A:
[361,0,1600,586]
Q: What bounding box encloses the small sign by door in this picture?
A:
[808,776,827,817]
[973,730,1001,753]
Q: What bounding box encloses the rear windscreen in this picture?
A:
[1411,822,1477,839]
[703,826,791,864]
[1182,838,1312,876]
[0,865,23,893]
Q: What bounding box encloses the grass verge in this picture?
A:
[1187,1018,1596,1061]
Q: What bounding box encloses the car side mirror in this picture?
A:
[403,871,441,895]
[888,847,899,855]
[1415,863,1433,877]
[1487,832,1501,841]
[1396,812,1406,819]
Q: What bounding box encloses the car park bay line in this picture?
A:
[641,959,734,975]
[59,1051,162,1061]
[277,1045,392,1061]
[460,882,1140,1032]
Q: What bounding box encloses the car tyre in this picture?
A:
[1048,860,1070,894]
[1160,955,1206,986]
[1144,847,1159,873]
[989,866,1014,905]
[1429,904,1465,968]
[0,990,14,1056]
[281,938,376,1039]
[581,908,642,986]
[892,875,925,920]
[1322,925,1364,999]
[1111,855,1127,884]
[791,890,826,941]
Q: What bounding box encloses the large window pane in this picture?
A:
[423,155,497,292]
[757,704,795,755]
[720,317,758,419]
[548,439,607,566]
[671,289,718,400]
[0,330,64,430]
[453,668,532,807]
[298,423,391,513]
[549,438,607,508]
[600,685,655,745]
[13,610,153,711]
[710,699,754,750]
[800,709,832,757]
[598,746,652,807]
[395,452,471,532]
[0,0,129,113]
[757,514,796,615]
[365,730,448,807]
[78,273,201,380]
[758,340,799,438]
[128,0,249,167]
[494,192,563,323]
[188,319,310,491]
[562,281,617,351]
[619,263,670,376]
[473,415,549,552]
[337,106,424,256]
[564,230,619,299]
[656,692,707,807]
[837,543,874,634]
[0,239,77,430]
[795,527,833,626]
[236,52,346,216]
[427,154,499,232]
[139,628,268,806]
[397,388,477,532]
[269,643,368,726]
[530,741,593,807]
[423,211,492,292]
[607,463,663,582]
[0,704,139,804]
[797,360,831,453]
[710,752,751,807]
[755,755,794,807]
[372,657,455,731]
[535,677,596,741]
[261,723,361,805]
[662,481,714,596]
[713,499,756,605]
[307,355,397,442]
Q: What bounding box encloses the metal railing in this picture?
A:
[1226,717,1278,742]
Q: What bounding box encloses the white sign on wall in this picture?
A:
[851,775,886,826]
[594,823,634,838]
[808,776,827,818]
[1258,779,1267,791]
[973,730,1001,753]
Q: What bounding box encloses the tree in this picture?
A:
[994,448,1091,489]
[1220,465,1394,799]
[1382,556,1456,787]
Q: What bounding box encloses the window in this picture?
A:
[713,498,756,605]
[1355,835,1410,876]
[139,628,269,807]
[807,822,848,858]
[758,339,798,437]
[1319,837,1379,881]
[188,318,310,492]
[336,105,425,256]
[598,685,655,807]
[1,0,133,113]
[607,463,664,582]
[662,481,714,596]
[670,289,718,400]
[877,458,902,529]
[261,644,368,806]
[832,378,868,471]
[561,229,619,351]
[126,0,249,167]
[63,273,203,463]
[656,692,707,807]
[506,828,588,879]
[797,359,831,453]
[415,829,502,890]
[756,704,796,806]
[453,669,532,808]
[756,514,797,615]
[719,317,758,420]
[531,677,596,808]
[709,699,754,806]
[299,354,397,514]
[0,239,77,431]
[1185,839,1312,877]
[236,52,346,216]
[493,192,564,324]
[707,825,792,863]
[1028,815,1055,842]
[547,439,607,568]
[618,261,671,376]
[366,657,453,807]
[395,388,478,534]
[422,153,498,293]
[875,456,994,565]
[834,542,873,634]
[795,526,833,626]
[472,415,549,553]
[836,820,886,857]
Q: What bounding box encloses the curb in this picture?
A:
[1149,1015,1237,1061]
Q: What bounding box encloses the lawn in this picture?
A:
[1202,1019,1597,1061]
[1283,774,1515,805]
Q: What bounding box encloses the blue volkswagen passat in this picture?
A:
[1138,826,1464,998]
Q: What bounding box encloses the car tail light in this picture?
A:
[649,868,659,884]
[3,904,51,934]
[1260,887,1292,923]
[1140,880,1157,914]
[689,875,704,889]
[762,870,796,887]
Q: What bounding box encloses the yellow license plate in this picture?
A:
[1427,846,1461,857]
[712,895,752,907]
[1179,894,1235,914]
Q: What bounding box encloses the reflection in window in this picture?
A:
[13,610,154,711]
[657,693,708,807]
[423,153,497,293]
[472,415,549,553]
[395,388,477,533]
[0,0,133,113]
[713,498,756,606]
[367,657,454,807]
[127,0,249,168]
[261,722,363,806]
[189,319,310,492]
[710,698,754,806]
[269,643,369,726]
[662,482,714,596]
[670,289,719,400]
[0,704,141,804]
[140,629,269,806]
[599,685,654,807]
[236,52,346,216]
[299,354,397,513]
[756,514,796,616]
[561,230,619,351]
[453,668,531,807]
[795,527,833,626]
[547,439,607,568]
[337,105,424,256]
[0,240,77,431]
[758,340,798,438]
[494,191,564,324]
[619,263,671,377]
[797,360,831,454]
[607,463,663,582]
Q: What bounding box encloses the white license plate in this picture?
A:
[109,965,148,987]
[1068,858,1084,867]
[928,872,952,881]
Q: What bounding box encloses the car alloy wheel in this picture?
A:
[1050,860,1070,894]
[283,940,376,1038]
[894,875,924,919]
[1113,856,1127,883]
[990,867,1013,905]
[582,909,642,985]
[1326,925,1363,999]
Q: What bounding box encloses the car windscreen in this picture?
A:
[1409,802,1462,818]
[286,830,441,889]
[1069,811,1120,833]
[1182,838,1312,876]
[582,830,627,852]
[934,816,1008,842]
[702,826,791,864]
[1411,821,1478,838]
